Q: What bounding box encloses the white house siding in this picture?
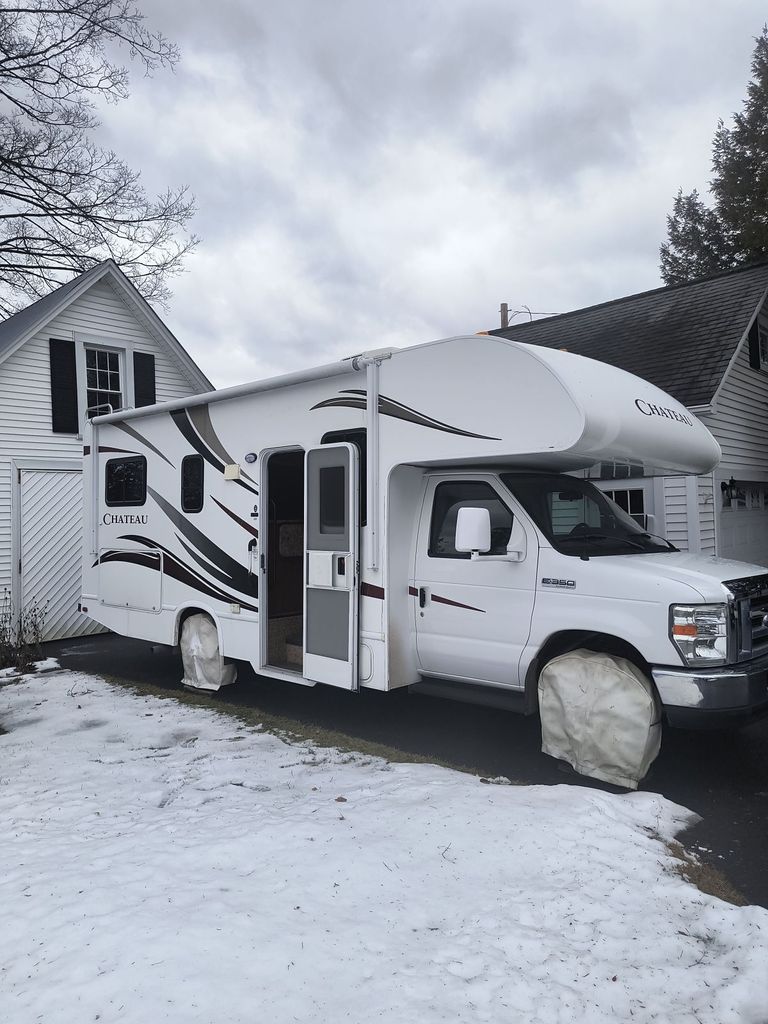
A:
[0,458,11,593]
[0,277,203,638]
[700,332,768,479]
[699,326,768,567]
[698,473,716,556]
[662,476,689,551]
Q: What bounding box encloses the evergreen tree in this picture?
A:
[660,27,768,284]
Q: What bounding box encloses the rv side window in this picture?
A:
[319,466,345,533]
[321,429,367,526]
[181,454,204,513]
[429,481,513,558]
[105,455,147,507]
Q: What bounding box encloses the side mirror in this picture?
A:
[455,507,491,555]
[506,518,527,562]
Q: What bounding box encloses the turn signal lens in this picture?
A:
[672,624,698,637]
[670,604,729,666]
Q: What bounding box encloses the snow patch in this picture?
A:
[0,671,766,1024]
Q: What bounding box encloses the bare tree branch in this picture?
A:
[0,0,197,310]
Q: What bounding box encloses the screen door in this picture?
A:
[303,443,359,687]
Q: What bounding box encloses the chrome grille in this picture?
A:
[724,574,768,659]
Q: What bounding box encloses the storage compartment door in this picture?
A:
[303,444,359,688]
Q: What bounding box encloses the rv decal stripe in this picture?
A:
[188,404,258,487]
[171,409,225,470]
[407,585,484,613]
[311,390,501,441]
[98,537,259,613]
[431,594,486,613]
[361,582,385,599]
[113,421,175,467]
[148,486,257,597]
[212,497,259,538]
[175,533,240,591]
[170,409,259,497]
[97,549,161,570]
[311,396,367,412]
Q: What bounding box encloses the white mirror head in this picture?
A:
[455,506,491,553]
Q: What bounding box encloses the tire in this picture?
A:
[538,648,661,789]
[179,612,237,692]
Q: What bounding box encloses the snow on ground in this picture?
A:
[1,672,767,1024]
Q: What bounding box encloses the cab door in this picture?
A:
[303,443,359,688]
[413,476,539,686]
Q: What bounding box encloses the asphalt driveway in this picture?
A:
[45,632,768,908]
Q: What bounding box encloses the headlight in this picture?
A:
[670,604,729,666]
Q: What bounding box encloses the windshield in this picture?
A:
[500,472,676,557]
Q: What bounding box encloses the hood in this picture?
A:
[607,551,768,600]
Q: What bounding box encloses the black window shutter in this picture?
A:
[49,338,79,433]
[748,320,761,369]
[133,351,156,407]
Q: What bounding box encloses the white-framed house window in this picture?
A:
[72,333,135,435]
[85,346,123,416]
[49,332,155,435]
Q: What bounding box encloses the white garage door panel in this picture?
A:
[20,469,105,641]
[718,509,768,568]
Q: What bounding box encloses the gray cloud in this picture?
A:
[95,0,768,386]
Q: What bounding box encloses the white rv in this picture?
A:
[81,334,768,758]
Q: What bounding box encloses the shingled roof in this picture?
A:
[491,261,768,408]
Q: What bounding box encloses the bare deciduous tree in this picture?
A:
[0,1,198,314]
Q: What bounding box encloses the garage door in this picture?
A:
[19,468,105,641]
[718,507,768,568]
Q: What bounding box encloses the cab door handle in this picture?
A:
[419,587,427,608]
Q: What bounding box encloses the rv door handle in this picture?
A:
[419,587,427,608]
[337,556,345,576]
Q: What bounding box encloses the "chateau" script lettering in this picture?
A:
[634,399,693,426]
[102,513,148,525]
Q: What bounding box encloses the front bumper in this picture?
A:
[652,652,768,729]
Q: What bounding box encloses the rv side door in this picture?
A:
[303,443,359,688]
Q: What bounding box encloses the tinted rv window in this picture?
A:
[321,429,367,526]
[319,465,345,534]
[429,481,513,558]
[105,456,146,507]
[181,454,204,513]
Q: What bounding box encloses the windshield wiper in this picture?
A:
[560,532,659,552]
[637,532,677,552]
[559,532,609,542]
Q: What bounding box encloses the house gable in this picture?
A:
[0,260,212,394]
[699,295,768,480]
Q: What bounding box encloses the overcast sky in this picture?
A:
[101,1,768,388]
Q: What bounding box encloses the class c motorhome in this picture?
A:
[81,335,768,781]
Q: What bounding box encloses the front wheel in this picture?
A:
[179,613,237,692]
[538,648,661,789]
